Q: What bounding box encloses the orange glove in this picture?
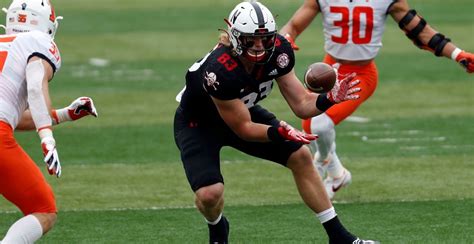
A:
[452,48,474,73]
[284,34,299,51]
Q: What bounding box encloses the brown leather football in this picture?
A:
[304,62,336,93]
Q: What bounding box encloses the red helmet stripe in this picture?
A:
[48,0,56,22]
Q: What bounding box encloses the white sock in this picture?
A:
[316,207,337,224]
[205,213,222,225]
[2,215,43,244]
[311,113,336,162]
[327,149,345,179]
[311,113,337,178]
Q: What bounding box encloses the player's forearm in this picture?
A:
[392,2,463,59]
[213,97,272,142]
[280,1,318,39]
[226,111,270,142]
[26,60,53,132]
[413,23,460,59]
[280,21,300,39]
[232,122,273,143]
[288,92,322,120]
[16,109,58,131]
[281,19,312,40]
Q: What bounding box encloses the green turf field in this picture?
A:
[1,0,473,243]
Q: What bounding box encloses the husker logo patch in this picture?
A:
[205,71,219,91]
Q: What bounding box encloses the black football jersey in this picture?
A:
[178,34,295,123]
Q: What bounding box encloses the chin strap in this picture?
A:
[51,16,63,39]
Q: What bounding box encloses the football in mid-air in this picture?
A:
[304,62,337,93]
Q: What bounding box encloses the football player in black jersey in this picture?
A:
[174,1,376,243]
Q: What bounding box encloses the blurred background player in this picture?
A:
[174,1,379,243]
[0,0,97,243]
[280,0,474,199]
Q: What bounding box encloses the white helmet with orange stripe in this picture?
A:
[2,0,62,38]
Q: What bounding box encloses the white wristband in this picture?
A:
[38,127,53,140]
[451,48,462,61]
[55,108,72,123]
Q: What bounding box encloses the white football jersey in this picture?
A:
[318,0,396,60]
[0,30,61,129]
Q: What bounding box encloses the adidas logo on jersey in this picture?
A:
[268,69,278,76]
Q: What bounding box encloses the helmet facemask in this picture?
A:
[226,1,277,64]
[237,29,276,64]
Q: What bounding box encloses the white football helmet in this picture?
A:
[2,0,62,38]
[226,1,277,63]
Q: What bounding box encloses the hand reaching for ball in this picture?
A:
[327,72,361,103]
[304,62,361,103]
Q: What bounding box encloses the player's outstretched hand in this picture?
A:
[55,97,98,124]
[278,121,318,144]
[284,34,299,51]
[454,50,474,73]
[67,97,98,119]
[41,136,61,177]
[327,72,361,103]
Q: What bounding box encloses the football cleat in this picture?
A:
[324,168,352,199]
[352,238,380,244]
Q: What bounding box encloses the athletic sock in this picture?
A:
[2,215,43,244]
[207,214,229,244]
[327,151,345,179]
[206,213,223,225]
[321,215,357,244]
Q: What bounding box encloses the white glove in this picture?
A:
[54,97,98,124]
[39,128,61,177]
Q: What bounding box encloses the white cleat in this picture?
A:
[324,168,352,199]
